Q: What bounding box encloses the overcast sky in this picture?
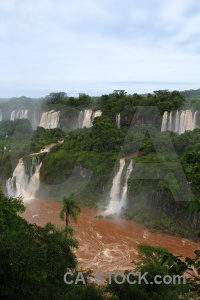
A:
[1,0,200,97]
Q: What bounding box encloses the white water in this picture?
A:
[193,111,197,129]
[78,110,84,128]
[168,112,173,131]
[39,110,60,129]
[10,109,28,121]
[161,111,168,132]
[161,110,198,134]
[105,159,133,215]
[6,143,61,201]
[92,110,102,120]
[118,161,133,212]
[116,113,120,128]
[6,158,42,201]
[175,111,180,133]
[78,109,102,128]
[0,110,2,121]
[82,109,93,128]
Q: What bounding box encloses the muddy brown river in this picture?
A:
[22,199,200,272]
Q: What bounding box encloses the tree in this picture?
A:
[46,92,67,105]
[60,192,80,227]
[0,188,78,299]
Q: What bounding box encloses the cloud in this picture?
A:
[0,0,200,96]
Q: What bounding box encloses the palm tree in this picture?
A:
[59,192,80,227]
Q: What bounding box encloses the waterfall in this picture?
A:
[117,161,133,212]
[39,112,49,128]
[161,112,168,132]
[179,111,185,134]
[174,111,180,133]
[161,110,198,134]
[6,158,42,201]
[6,143,58,201]
[186,110,194,131]
[179,110,194,134]
[105,159,125,215]
[193,111,197,129]
[51,111,60,128]
[168,112,173,131]
[105,159,133,215]
[92,110,102,120]
[10,110,28,121]
[116,113,120,128]
[78,110,84,128]
[78,109,102,128]
[39,110,60,129]
[82,109,93,128]
[24,109,28,119]
[11,111,16,121]
[0,110,2,121]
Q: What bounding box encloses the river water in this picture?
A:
[22,199,200,272]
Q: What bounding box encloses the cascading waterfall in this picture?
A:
[161,110,198,134]
[39,112,49,128]
[175,111,180,133]
[78,110,84,128]
[6,157,42,200]
[161,111,168,132]
[116,113,120,128]
[39,110,60,129]
[52,111,60,128]
[6,143,59,201]
[92,110,102,120]
[78,109,102,128]
[193,111,197,129]
[117,161,133,212]
[10,111,15,121]
[10,109,28,121]
[168,112,173,131]
[0,110,2,121]
[24,109,28,118]
[82,109,93,128]
[104,159,133,215]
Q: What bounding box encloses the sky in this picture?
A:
[0,0,200,97]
